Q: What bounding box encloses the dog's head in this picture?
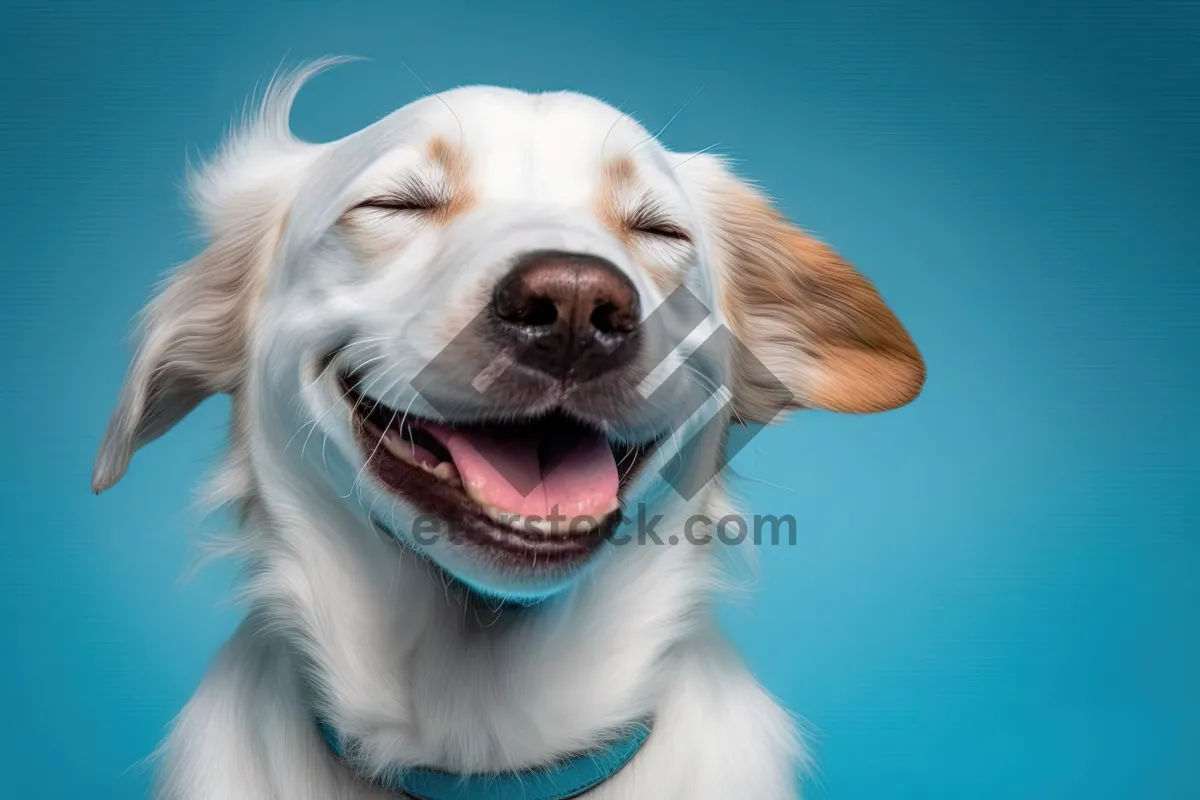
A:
[94,62,924,601]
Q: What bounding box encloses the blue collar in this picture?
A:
[318,717,653,799]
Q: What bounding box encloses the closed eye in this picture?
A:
[631,222,692,242]
[352,178,446,214]
[626,201,692,244]
[353,194,441,213]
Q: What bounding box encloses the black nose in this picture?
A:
[492,250,641,382]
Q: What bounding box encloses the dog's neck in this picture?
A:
[233,464,726,777]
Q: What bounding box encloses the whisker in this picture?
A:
[301,358,398,464]
[396,393,420,461]
[388,498,400,547]
[297,377,362,461]
[342,406,397,500]
[363,468,389,522]
[288,338,386,412]
[674,142,722,169]
[286,350,389,450]
[343,369,408,498]
[678,363,778,481]
[600,104,629,160]
[397,57,464,152]
[627,85,704,156]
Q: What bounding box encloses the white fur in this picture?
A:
[95,59,924,799]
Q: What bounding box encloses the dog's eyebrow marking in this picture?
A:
[426,135,475,223]
[594,156,682,291]
[595,156,637,246]
[604,154,637,189]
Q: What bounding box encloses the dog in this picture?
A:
[93,59,924,799]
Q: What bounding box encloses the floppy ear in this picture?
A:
[678,153,925,423]
[91,62,331,493]
[92,223,269,493]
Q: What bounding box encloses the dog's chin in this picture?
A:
[339,374,660,599]
[367,512,616,604]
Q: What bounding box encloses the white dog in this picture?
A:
[94,60,924,799]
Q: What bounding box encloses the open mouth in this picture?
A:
[340,374,660,572]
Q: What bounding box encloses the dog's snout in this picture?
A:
[492,251,641,382]
[495,251,639,335]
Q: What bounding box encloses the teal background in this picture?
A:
[3,1,1198,797]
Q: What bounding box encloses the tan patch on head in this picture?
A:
[595,156,637,245]
[708,175,925,420]
[336,136,477,261]
[426,135,475,223]
[594,156,683,292]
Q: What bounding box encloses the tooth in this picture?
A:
[380,429,416,465]
[476,505,607,535]
[433,463,461,485]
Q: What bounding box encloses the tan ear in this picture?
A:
[90,62,335,493]
[92,224,272,494]
[678,154,925,423]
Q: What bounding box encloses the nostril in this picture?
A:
[502,295,558,327]
[590,301,637,335]
[494,272,560,328]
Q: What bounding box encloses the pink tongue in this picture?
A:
[424,423,619,519]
